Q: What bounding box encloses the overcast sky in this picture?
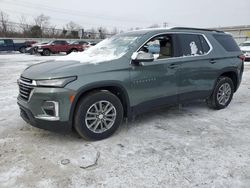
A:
[0,0,249,31]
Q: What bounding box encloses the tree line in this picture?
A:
[0,10,120,39]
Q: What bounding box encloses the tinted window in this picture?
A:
[4,39,13,44]
[53,41,67,45]
[199,35,210,53]
[79,41,88,45]
[178,34,205,56]
[213,34,240,52]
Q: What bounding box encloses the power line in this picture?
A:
[0,0,156,25]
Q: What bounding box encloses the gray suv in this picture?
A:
[17,27,244,140]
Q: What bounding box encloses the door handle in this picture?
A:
[210,59,216,64]
[168,63,178,69]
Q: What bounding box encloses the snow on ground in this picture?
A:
[0,53,250,188]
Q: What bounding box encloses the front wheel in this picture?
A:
[206,77,234,110]
[74,91,124,140]
[42,49,51,56]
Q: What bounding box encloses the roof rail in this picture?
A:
[171,27,224,33]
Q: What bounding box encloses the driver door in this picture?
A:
[129,34,180,113]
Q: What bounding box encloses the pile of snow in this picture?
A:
[56,48,125,65]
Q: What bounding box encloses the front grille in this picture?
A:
[18,76,35,101]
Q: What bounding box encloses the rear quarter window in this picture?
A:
[213,34,240,52]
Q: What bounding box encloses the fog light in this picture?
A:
[42,101,57,116]
[35,101,59,121]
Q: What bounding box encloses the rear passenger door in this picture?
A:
[176,33,217,101]
[60,41,68,52]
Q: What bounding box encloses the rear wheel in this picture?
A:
[67,49,78,54]
[74,91,123,140]
[19,47,26,53]
[206,77,234,110]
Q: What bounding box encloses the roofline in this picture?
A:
[171,27,224,33]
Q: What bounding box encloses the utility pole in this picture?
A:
[163,22,168,28]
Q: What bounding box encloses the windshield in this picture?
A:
[57,35,140,64]
[88,35,139,56]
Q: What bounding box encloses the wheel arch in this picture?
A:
[69,81,132,125]
[219,70,238,92]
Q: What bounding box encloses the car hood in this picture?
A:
[21,58,127,80]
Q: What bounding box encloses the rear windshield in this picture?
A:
[213,34,240,52]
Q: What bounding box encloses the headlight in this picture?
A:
[36,76,77,87]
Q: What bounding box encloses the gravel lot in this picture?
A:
[0,53,250,188]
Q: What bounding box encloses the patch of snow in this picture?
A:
[0,167,25,187]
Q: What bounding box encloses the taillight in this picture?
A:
[238,54,245,62]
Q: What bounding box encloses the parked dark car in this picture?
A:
[0,39,31,53]
[37,40,84,56]
[17,27,244,140]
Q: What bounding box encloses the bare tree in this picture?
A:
[0,11,9,36]
[65,21,81,31]
[98,27,108,39]
[19,15,30,36]
[33,14,50,37]
[65,21,81,38]
[34,14,50,29]
[111,27,119,35]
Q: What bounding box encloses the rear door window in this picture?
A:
[178,34,208,56]
[213,34,240,52]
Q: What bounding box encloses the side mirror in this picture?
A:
[131,52,154,63]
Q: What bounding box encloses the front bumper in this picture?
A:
[17,86,76,133]
[244,52,250,61]
[37,49,43,52]
[18,104,71,132]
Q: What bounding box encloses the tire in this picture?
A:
[206,77,234,110]
[67,49,78,54]
[74,91,123,140]
[19,47,26,53]
[42,49,51,56]
[30,48,36,55]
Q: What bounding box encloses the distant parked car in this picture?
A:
[0,39,31,53]
[70,40,89,46]
[70,40,97,50]
[239,41,250,61]
[37,40,84,56]
[25,40,37,46]
[25,42,48,55]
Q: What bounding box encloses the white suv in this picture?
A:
[239,41,250,61]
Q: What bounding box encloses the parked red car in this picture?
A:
[37,40,84,56]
